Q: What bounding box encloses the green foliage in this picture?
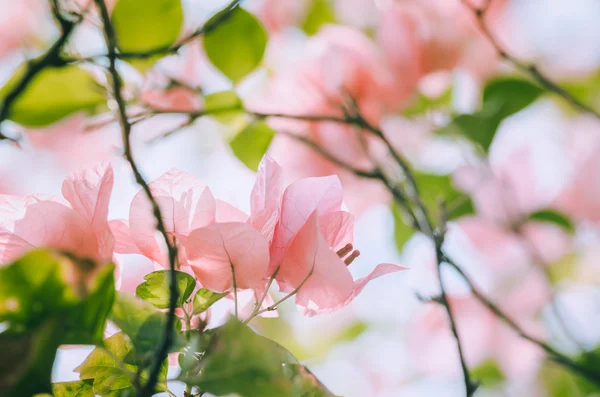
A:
[110,293,185,360]
[76,332,167,397]
[471,359,505,389]
[230,121,276,171]
[135,270,196,309]
[302,0,336,35]
[403,88,453,118]
[436,78,543,152]
[527,209,575,233]
[203,90,245,123]
[179,318,334,396]
[111,0,183,54]
[192,288,228,315]
[52,380,94,397]
[0,250,115,397]
[391,172,473,252]
[0,65,105,127]
[540,358,600,397]
[203,7,268,83]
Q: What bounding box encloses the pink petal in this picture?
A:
[129,169,216,266]
[319,211,354,252]
[0,198,94,263]
[61,163,115,261]
[109,219,141,255]
[186,223,270,293]
[215,200,249,223]
[270,175,343,269]
[277,211,354,315]
[250,156,283,242]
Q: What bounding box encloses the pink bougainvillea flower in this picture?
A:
[252,25,408,214]
[185,222,270,293]
[377,0,502,83]
[0,163,115,264]
[26,114,120,171]
[258,158,405,315]
[114,168,216,269]
[139,86,202,113]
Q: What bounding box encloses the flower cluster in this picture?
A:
[0,157,403,316]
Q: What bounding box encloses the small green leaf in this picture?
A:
[402,88,453,118]
[52,380,94,397]
[540,359,600,397]
[110,293,185,360]
[230,121,275,171]
[203,7,267,83]
[112,0,183,54]
[76,332,137,397]
[471,359,505,388]
[547,253,578,286]
[203,90,244,123]
[180,318,334,397]
[527,209,575,233]
[135,270,196,309]
[302,0,336,35]
[413,172,474,221]
[192,288,228,315]
[0,65,105,127]
[437,78,543,152]
[391,202,415,252]
[333,321,368,344]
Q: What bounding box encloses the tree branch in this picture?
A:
[462,0,600,120]
[63,0,241,63]
[92,1,179,396]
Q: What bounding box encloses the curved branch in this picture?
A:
[92,1,179,396]
[462,0,600,120]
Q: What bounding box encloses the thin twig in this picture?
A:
[243,267,280,325]
[462,0,600,120]
[92,1,179,396]
[444,256,600,385]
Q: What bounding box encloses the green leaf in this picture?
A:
[203,90,245,123]
[230,121,275,171]
[471,359,505,388]
[110,293,185,359]
[547,253,578,286]
[437,78,543,152]
[0,65,105,127]
[76,332,137,397]
[402,88,453,118]
[192,288,228,315]
[0,250,115,397]
[203,7,267,83]
[112,0,183,54]
[180,318,334,397]
[52,380,94,397]
[391,202,415,252]
[528,209,575,233]
[135,270,196,309]
[540,359,600,397]
[333,321,368,344]
[0,319,64,397]
[413,172,474,221]
[302,0,336,35]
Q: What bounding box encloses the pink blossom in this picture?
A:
[0,163,115,264]
[115,169,216,269]
[262,157,404,315]
[26,114,120,171]
[377,0,501,82]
